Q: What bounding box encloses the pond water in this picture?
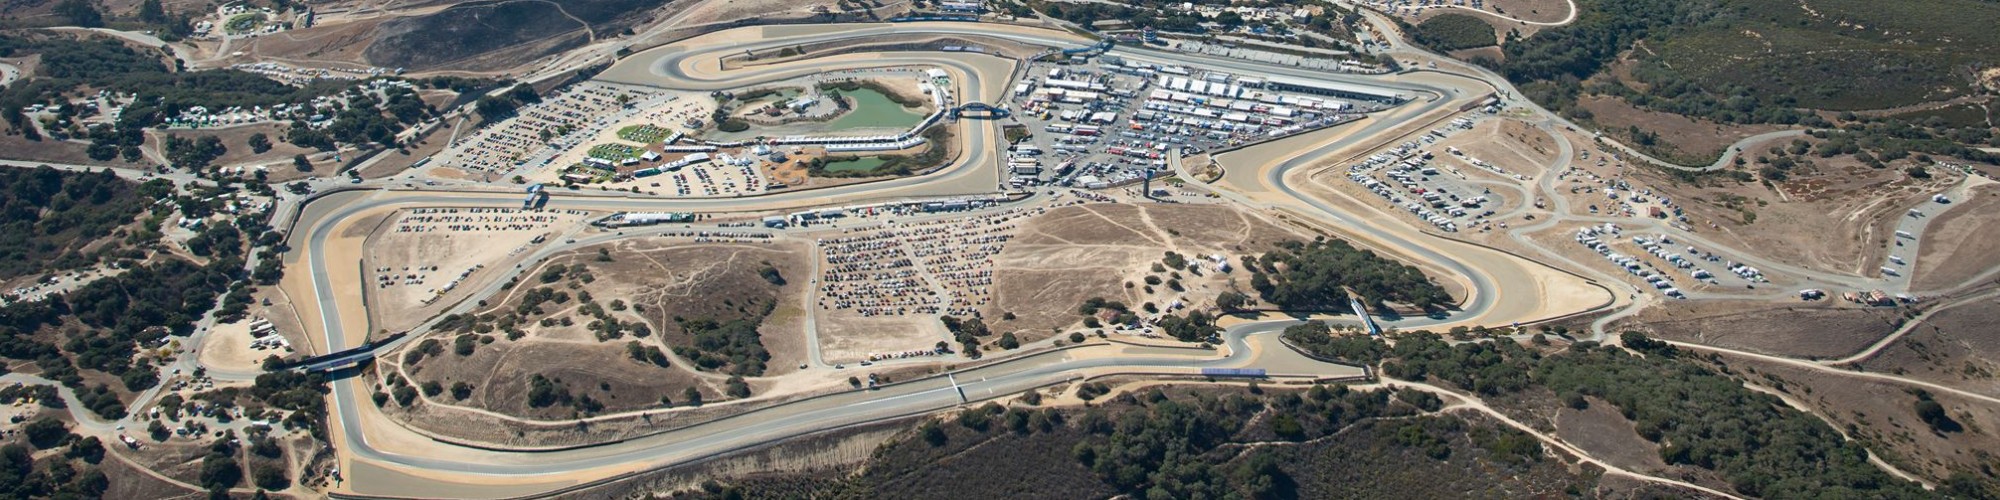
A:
[820,156,887,172]
[821,88,926,131]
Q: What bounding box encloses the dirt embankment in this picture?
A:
[376,237,819,445]
[1914,184,2000,291]
[1617,300,1905,359]
[1631,153,1953,277]
[991,203,1316,340]
[1855,295,2000,396]
[1577,94,1791,166]
[1553,397,1671,474]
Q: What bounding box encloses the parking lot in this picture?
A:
[1003,57,1392,191]
[1342,117,1513,233]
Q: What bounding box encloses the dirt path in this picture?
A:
[1363,379,1748,499]
[1737,381,1933,489]
[1670,340,2000,407]
[1820,288,2000,366]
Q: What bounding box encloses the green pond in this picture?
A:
[821,88,927,131]
[821,156,888,172]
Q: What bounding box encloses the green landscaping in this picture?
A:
[224,13,265,34]
[817,80,927,109]
[616,124,672,144]
[1409,14,1496,52]
[586,143,641,161]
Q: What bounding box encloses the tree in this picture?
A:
[138,0,168,23]
[921,421,948,446]
[1914,394,1961,433]
[292,154,312,172]
[54,0,104,27]
[63,436,103,463]
[248,133,272,153]
[252,463,289,490]
[681,386,704,407]
[250,437,282,459]
[1619,331,1676,356]
[164,135,227,170]
[475,97,515,122]
[23,417,68,448]
[1247,239,1448,311]
[393,385,418,406]
[200,453,243,490]
[1215,11,1245,27]
[1271,414,1305,441]
[1216,291,1248,311]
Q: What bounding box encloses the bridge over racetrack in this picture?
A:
[950,102,1010,119]
[281,332,406,373]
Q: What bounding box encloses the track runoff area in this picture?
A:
[294,22,1599,498]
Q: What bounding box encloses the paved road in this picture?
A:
[45,26,168,48]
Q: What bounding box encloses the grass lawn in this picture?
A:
[587,143,641,161]
[225,13,265,34]
[616,124,672,144]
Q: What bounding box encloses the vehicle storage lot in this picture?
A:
[1002,57,1385,190]
[364,207,593,332]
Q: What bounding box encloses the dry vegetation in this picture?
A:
[361,207,591,334]
[1616,300,1904,359]
[231,17,388,69]
[646,385,1600,499]
[1626,150,1954,276]
[1913,184,2000,291]
[1576,94,1791,163]
[989,203,1315,341]
[1734,358,2000,488]
[389,237,809,421]
[1854,296,2000,395]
